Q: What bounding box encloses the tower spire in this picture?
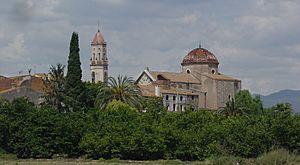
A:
[199,42,201,48]
[97,18,100,32]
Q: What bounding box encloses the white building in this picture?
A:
[90,29,108,83]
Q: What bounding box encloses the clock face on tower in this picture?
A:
[139,74,151,85]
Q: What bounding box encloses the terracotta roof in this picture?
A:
[0,75,45,93]
[139,85,156,97]
[91,30,105,45]
[182,47,219,66]
[0,75,7,80]
[0,78,13,91]
[148,71,200,84]
[139,84,198,97]
[202,73,240,81]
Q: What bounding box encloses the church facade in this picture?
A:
[136,46,241,111]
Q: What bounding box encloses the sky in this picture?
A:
[0,0,300,95]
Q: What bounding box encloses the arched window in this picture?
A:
[211,69,215,74]
[166,95,169,100]
[186,69,191,74]
[91,72,95,83]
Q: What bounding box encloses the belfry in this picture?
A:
[90,29,108,83]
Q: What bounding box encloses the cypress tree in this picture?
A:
[65,32,84,111]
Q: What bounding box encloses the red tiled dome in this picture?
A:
[181,47,219,65]
[91,30,105,45]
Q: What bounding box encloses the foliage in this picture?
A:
[218,98,246,117]
[95,75,142,110]
[43,64,68,112]
[235,90,263,114]
[1,91,300,160]
[0,97,10,152]
[82,81,104,109]
[219,115,273,158]
[65,32,85,112]
[141,97,164,113]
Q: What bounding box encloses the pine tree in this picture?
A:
[65,32,84,111]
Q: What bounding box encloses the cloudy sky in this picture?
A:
[0,0,299,95]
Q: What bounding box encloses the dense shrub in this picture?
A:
[1,97,300,160]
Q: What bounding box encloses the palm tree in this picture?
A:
[43,64,68,112]
[95,75,142,110]
[218,98,247,117]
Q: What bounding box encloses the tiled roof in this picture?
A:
[148,71,200,84]
[139,84,198,97]
[91,30,105,45]
[182,47,219,65]
[0,75,45,93]
[139,85,156,97]
[202,73,240,81]
[0,75,7,80]
[0,78,13,91]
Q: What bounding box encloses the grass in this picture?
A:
[256,148,300,165]
[0,159,209,165]
[1,149,300,165]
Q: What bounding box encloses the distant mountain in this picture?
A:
[260,89,300,113]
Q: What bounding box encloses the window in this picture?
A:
[173,96,176,101]
[186,69,191,74]
[166,95,169,100]
[211,69,215,74]
[180,105,183,111]
[173,104,176,111]
[180,96,183,101]
[91,72,95,83]
[192,96,194,100]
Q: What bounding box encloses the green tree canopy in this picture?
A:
[65,32,85,112]
[235,90,263,114]
[95,75,142,110]
[43,64,67,112]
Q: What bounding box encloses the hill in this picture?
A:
[261,89,300,113]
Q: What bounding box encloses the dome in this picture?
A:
[181,47,219,66]
[91,30,105,45]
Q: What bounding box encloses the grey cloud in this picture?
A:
[10,0,35,24]
[0,0,300,95]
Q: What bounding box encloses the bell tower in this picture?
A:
[90,29,108,83]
